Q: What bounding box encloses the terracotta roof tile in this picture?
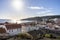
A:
[5,24,21,30]
[0,28,6,33]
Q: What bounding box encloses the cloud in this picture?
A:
[27,6,56,18]
[37,10,51,14]
[37,13,57,16]
[36,9,57,16]
[28,6,44,10]
[43,13,57,16]
[37,12,57,16]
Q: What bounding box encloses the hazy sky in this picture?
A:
[0,0,60,20]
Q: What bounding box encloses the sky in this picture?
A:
[0,0,60,20]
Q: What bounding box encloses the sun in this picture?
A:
[11,0,24,11]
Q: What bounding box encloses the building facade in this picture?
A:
[0,24,21,36]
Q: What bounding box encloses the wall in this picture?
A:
[7,28,21,36]
[21,25,40,32]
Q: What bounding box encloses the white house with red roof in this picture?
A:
[0,23,22,36]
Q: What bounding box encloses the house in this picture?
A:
[0,23,22,36]
[0,22,40,36]
[21,22,40,32]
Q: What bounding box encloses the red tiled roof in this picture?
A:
[5,24,21,30]
[0,28,6,33]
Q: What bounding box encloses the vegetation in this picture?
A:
[44,34,52,38]
[7,28,60,40]
[17,33,33,40]
[56,36,60,39]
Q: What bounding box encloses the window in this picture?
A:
[12,30,13,32]
[9,30,10,32]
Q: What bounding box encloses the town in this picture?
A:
[0,15,60,40]
[0,0,60,40]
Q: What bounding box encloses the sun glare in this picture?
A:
[11,0,24,11]
[12,19,21,24]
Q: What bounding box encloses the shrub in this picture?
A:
[32,34,44,40]
[37,34,44,39]
[45,34,51,38]
[17,33,33,39]
[57,36,60,39]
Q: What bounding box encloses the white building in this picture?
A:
[0,24,22,36]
